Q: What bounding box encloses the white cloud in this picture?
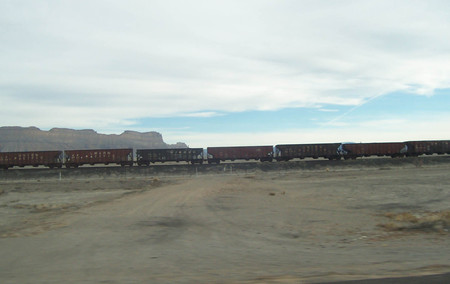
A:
[183,112,222,118]
[318,108,339,112]
[1,0,450,132]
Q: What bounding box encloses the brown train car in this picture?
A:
[136,148,203,165]
[207,146,273,164]
[339,142,408,159]
[275,143,341,161]
[405,140,450,156]
[64,148,133,168]
[0,151,63,169]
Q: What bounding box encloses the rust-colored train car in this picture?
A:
[207,146,273,164]
[275,143,341,161]
[339,142,408,159]
[405,140,450,156]
[136,148,203,165]
[64,148,133,168]
[0,151,63,169]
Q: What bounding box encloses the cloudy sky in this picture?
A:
[1,0,449,147]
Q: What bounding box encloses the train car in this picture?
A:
[405,140,450,156]
[64,148,133,168]
[207,146,273,164]
[338,142,408,159]
[136,148,204,165]
[0,151,63,169]
[275,143,341,161]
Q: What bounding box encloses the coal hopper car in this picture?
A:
[405,140,450,156]
[275,143,341,161]
[136,148,204,165]
[64,148,133,168]
[338,142,408,159]
[0,151,63,169]
[207,146,273,164]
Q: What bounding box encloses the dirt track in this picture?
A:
[0,162,449,283]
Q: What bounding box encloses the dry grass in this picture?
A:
[244,175,257,179]
[13,203,74,213]
[378,210,450,233]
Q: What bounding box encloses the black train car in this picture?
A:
[405,140,450,156]
[136,148,203,165]
[275,143,341,161]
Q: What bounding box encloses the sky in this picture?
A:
[1,0,449,147]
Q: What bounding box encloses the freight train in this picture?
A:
[0,140,449,169]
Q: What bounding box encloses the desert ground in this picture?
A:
[0,159,449,283]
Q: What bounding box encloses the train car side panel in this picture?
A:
[340,143,407,159]
[207,146,273,163]
[0,151,63,169]
[275,143,341,161]
[136,148,203,165]
[406,140,450,156]
[64,148,133,167]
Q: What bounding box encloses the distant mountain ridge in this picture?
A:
[0,127,187,152]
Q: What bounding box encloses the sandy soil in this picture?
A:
[0,163,449,283]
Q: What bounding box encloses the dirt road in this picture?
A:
[0,164,449,283]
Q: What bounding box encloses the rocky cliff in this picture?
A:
[0,127,187,152]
